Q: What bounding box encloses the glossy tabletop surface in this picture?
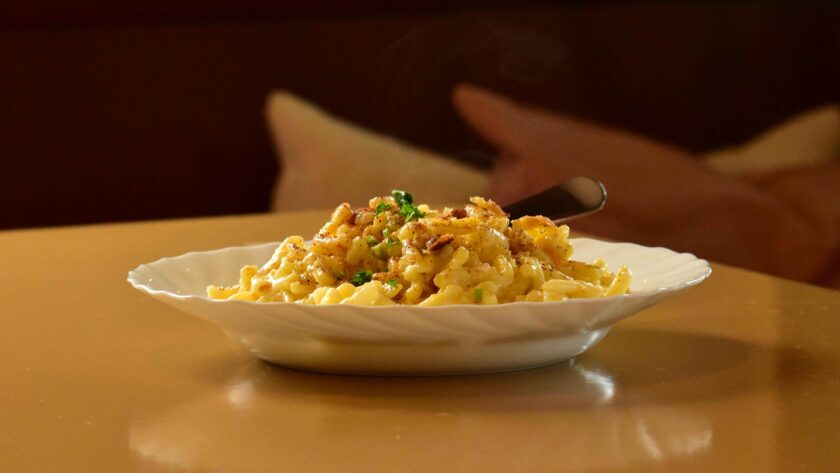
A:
[1,212,839,472]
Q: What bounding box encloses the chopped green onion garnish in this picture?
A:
[386,278,398,288]
[365,235,378,245]
[391,190,413,206]
[391,189,424,222]
[400,203,424,222]
[372,237,400,260]
[350,270,373,286]
[371,243,388,259]
[391,190,423,221]
[374,202,391,215]
[473,288,483,303]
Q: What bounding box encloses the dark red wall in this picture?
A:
[1,2,838,229]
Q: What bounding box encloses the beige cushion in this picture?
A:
[704,104,840,176]
[265,91,489,211]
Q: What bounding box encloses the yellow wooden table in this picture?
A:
[1,212,839,472]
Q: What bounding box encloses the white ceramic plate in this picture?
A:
[128,238,710,375]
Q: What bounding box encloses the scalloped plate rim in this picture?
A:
[126,238,712,310]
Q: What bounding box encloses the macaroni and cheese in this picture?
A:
[207,191,631,306]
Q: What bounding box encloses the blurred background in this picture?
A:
[1,1,839,230]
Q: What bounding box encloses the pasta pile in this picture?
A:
[207,191,631,306]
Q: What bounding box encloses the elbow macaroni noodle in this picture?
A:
[207,193,631,306]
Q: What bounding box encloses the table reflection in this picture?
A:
[130,349,717,472]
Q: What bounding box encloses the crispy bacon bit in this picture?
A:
[426,233,454,251]
[450,208,467,219]
[372,271,396,282]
